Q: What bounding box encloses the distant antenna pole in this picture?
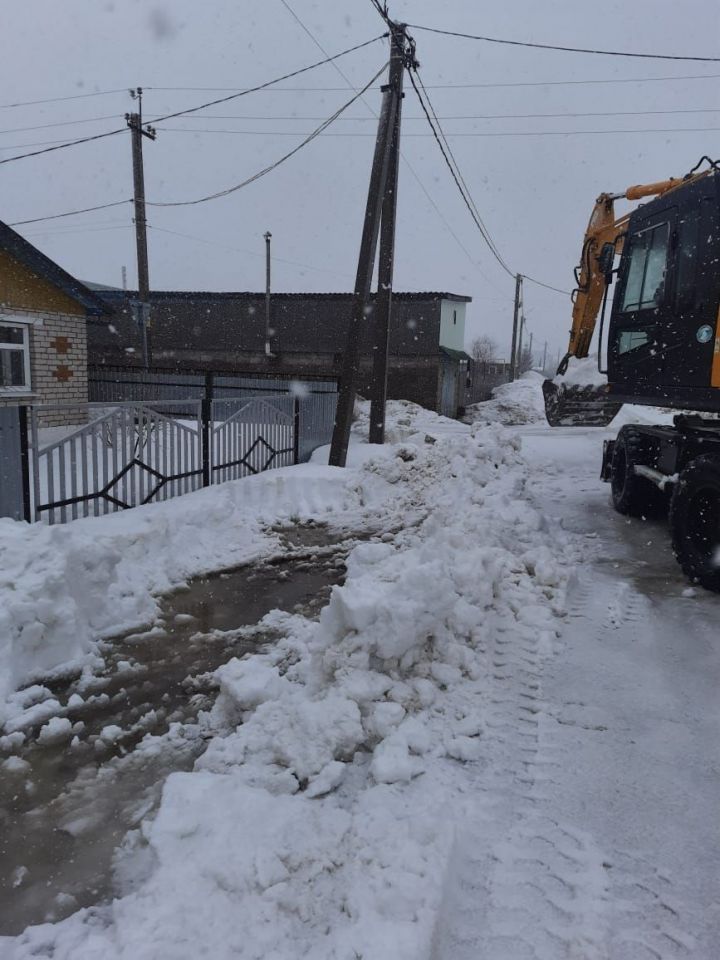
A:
[264,231,272,357]
[126,87,156,367]
[509,273,522,382]
[369,23,406,445]
[121,265,127,291]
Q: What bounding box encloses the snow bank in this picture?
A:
[7,420,575,959]
[465,371,546,426]
[0,463,384,728]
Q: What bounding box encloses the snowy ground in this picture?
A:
[2,389,719,957]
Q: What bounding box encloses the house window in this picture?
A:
[0,321,31,392]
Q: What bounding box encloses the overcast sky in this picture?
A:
[2,0,718,361]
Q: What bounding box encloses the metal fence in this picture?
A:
[89,367,338,403]
[26,389,337,525]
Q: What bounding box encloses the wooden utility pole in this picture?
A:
[517,314,525,373]
[529,330,534,366]
[542,340,548,372]
[368,24,406,445]
[264,231,272,356]
[509,272,522,381]
[126,88,156,367]
[329,24,409,467]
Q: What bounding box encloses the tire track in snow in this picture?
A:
[430,571,697,960]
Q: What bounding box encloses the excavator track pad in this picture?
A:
[542,379,622,428]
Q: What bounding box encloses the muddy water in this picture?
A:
[0,533,347,935]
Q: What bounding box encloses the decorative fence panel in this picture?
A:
[27,391,337,525]
[30,402,203,524]
[210,397,295,485]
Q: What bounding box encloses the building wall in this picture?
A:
[439,300,466,352]
[0,249,89,425]
[0,309,88,425]
[0,250,84,317]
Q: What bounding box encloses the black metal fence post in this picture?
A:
[293,397,301,465]
[201,372,214,486]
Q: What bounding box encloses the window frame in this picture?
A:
[619,219,671,315]
[0,316,32,394]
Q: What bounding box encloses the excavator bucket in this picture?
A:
[542,379,622,427]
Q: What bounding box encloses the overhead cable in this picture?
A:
[146,34,386,125]
[0,88,128,110]
[146,63,387,207]
[0,34,386,166]
[10,199,133,227]
[407,23,720,62]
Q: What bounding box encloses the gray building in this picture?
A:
[89,290,472,416]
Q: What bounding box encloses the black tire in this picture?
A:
[670,454,720,592]
[610,426,668,518]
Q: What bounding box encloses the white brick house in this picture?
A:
[0,219,110,425]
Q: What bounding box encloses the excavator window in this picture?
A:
[620,222,670,313]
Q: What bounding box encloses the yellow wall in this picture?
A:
[0,249,84,317]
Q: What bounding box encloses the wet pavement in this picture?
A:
[0,523,351,935]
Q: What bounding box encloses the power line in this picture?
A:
[154,124,720,138]
[0,125,128,166]
[405,61,570,295]
[408,22,720,62]
[146,63,387,208]
[0,88,128,110]
[145,34,386,125]
[0,35,387,166]
[276,0,509,297]
[10,200,133,227]
[148,225,355,281]
[145,71,720,90]
[124,106,720,123]
[0,114,120,135]
[407,66,513,278]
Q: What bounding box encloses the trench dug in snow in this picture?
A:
[0,522,355,935]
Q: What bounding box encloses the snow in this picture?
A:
[553,354,608,387]
[464,370,547,425]
[0,461,387,728]
[3,384,719,957]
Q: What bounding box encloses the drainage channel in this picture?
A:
[0,524,350,936]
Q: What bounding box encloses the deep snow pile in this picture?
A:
[465,371,546,426]
[0,462,391,730]
[6,420,575,959]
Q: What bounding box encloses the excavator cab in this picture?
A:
[543,159,720,427]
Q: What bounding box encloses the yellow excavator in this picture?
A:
[543,156,720,426]
[543,156,720,589]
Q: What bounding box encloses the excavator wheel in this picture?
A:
[610,426,669,519]
[670,454,720,592]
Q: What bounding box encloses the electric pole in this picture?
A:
[126,87,156,367]
[529,331,534,367]
[329,23,411,467]
[517,314,525,374]
[369,24,406,445]
[542,340,548,373]
[264,231,272,357]
[509,273,522,381]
